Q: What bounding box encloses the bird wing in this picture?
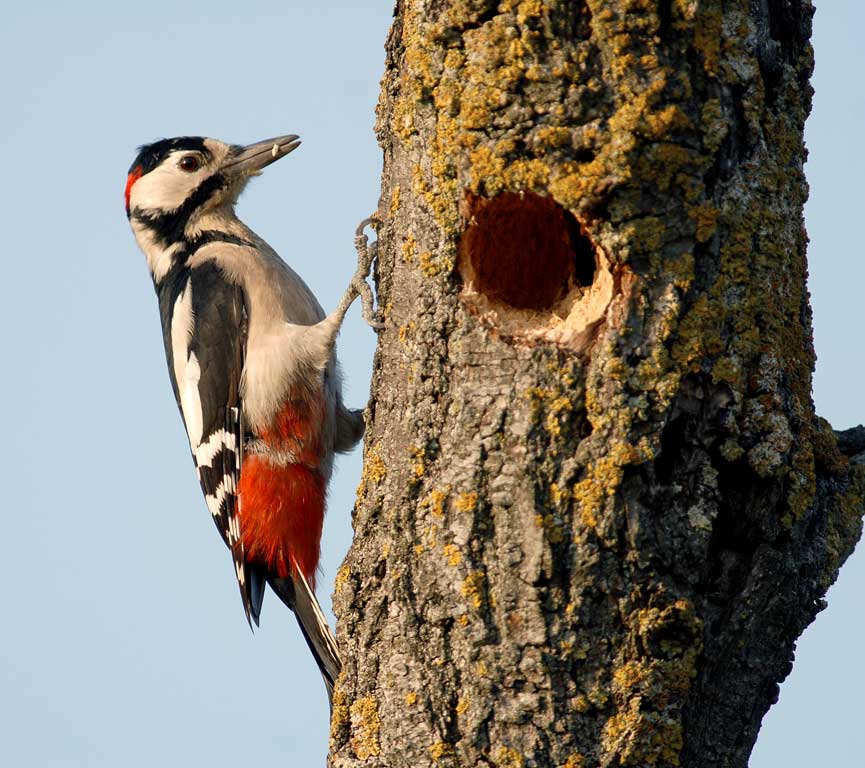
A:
[160,260,265,625]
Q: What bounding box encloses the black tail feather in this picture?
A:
[269,571,342,708]
[247,565,266,627]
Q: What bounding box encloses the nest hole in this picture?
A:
[459,191,596,311]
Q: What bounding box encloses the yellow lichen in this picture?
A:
[535,125,573,148]
[644,104,692,138]
[330,683,349,733]
[461,571,486,609]
[334,563,351,594]
[422,488,449,518]
[613,661,648,693]
[601,701,684,766]
[549,482,568,507]
[536,512,566,543]
[405,691,418,706]
[443,543,463,566]
[455,491,478,512]
[429,741,455,761]
[688,203,718,242]
[526,382,579,452]
[419,249,454,278]
[401,232,417,263]
[356,448,386,502]
[587,684,609,709]
[573,442,644,529]
[424,523,440,548]
[410,444,426,479]
[349,696,381,760]
[693,5,723,75]
[493,746,524,768]
[399,321,416,345]
[700,98,727,151]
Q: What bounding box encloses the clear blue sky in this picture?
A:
[0,2,860,766]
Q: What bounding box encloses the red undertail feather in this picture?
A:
[237,392,327,587]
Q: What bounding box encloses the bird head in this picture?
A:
[125,134,301,220]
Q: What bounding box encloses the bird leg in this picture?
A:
[327,216,383,332]
[306,217,384,369]
[352,217,384,330]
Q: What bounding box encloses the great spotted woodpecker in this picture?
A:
[125,134,379,704]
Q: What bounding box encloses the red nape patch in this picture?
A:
[124,166,142,213]
[237,456,326,587]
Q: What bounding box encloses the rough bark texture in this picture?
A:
[330,2,863,767]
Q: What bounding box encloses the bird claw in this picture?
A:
[353,216,384,331]
[355,215,381,239]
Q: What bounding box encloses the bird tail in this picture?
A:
[269,566,342,708]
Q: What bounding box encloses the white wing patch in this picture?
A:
[182,353,203,447]
[170,282,250,622]
[170,280,204,447]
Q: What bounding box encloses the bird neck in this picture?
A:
[184,206,247,241]
[131,204,251,285]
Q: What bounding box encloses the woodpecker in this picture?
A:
[125,134,379,705]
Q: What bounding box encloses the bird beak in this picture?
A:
[223,134,301,175]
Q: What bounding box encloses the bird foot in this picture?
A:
[353,217,384,331]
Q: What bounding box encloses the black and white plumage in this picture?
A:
[126,134,379,705]
[157,253,253,610]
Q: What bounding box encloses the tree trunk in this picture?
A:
[330,2,863,766]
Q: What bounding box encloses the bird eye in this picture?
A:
[179,155,201,172]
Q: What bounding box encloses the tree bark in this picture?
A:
[330,2,863,767]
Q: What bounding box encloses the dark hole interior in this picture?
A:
[459,191,596,311]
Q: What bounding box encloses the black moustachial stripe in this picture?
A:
[132,172,229,248]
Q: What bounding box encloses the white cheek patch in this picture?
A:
[131,161,206,213]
